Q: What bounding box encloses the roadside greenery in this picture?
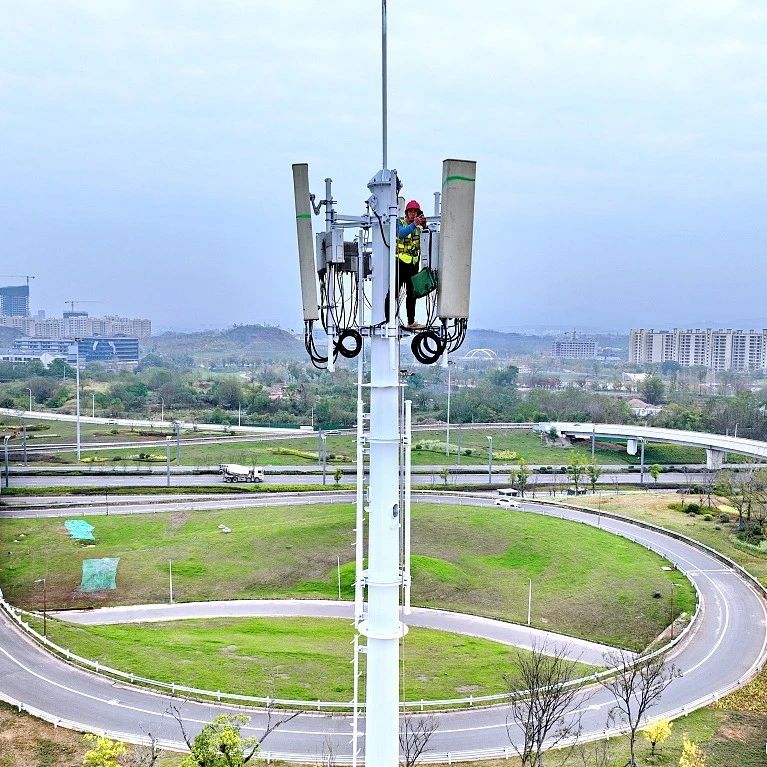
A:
[1,502,694,650]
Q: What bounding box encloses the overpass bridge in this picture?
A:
[536,421,767,471]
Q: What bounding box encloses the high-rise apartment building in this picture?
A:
[0,285,30,316]
[551,334,597,360]
[629,328,767,371]
[0,313,151,339]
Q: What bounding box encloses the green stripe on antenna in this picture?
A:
[296,213,312,219]
[443,175,475,185]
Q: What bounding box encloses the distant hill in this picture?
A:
[145,324,304,363]
[462,329,628,357]
[0,328,23,346]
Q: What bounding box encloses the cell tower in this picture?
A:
[292,4,476,765]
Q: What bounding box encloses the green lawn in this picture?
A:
[0,415,215,447]
[1,502,694,650]
[28,615,597,703]
[51,428,710,467]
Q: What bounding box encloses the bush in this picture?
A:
[686,503,700,513]
[703,514,713,521]
[719,513,731,523]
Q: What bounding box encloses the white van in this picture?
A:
[495,496,521,509]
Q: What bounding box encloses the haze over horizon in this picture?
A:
[3,2,766,334]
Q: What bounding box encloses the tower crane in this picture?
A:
[0,275,35,286]
[65,300,102,313]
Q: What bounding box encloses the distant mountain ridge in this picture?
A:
[145,324,303,362]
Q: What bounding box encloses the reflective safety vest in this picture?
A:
[396,218,420,264]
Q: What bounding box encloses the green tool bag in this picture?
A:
[410,267,437,299]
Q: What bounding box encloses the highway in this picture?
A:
[1,493,765,763]
[2,469,712,490]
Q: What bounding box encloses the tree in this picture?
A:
[333,467,343,487]
[586,464,602,493]
[505,642,584,766]
[82,734,127,767]
[171,701,300,767]
[399,714,439,767]
[600,650,679,767]
[439,467,450,487]
[650,464,661,486]
[514,458,530,498]
[566,453,587,494]
[679,736,706,767]
[644,719,672,757]
[641,376,665,405]
[180,715,258,766]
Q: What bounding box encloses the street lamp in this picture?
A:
[445,360,455,457]
[3,434,10,489]
[487,435,493,486]
[238,402,242,427]
[26,387,32,413]
[160,398,165,423]
[34,578,47,637]
[165,436,172,487]
[91,392,96,418]
[74,339,81,461]
[321,433,328,486]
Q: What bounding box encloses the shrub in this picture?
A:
[686,503,700,513]
[703,514,712,521]
[719,513,730,523]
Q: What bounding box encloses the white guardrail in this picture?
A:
[0,577,699,713]
[1,496,766,763]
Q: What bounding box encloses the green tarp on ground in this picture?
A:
[79,558,119,592]
[65,520,95,541]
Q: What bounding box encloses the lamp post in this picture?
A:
[321,433,328,486]
[91,393,96,418]
[166,436,172,487]
[487,435,493,486]
[238,402,242,427]
[74,339,81,461]
[26,387,32,413]
[160,398,165,423]
[1,433,11,490]
[445,360,454,457]
[2,434,10,488]
[34,578,47,637]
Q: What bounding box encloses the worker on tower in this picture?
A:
[385,199,427,330]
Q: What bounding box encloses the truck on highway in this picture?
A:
[220,464,265,483]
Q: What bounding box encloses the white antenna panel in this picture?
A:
[292,163,320,321]
[437,159,476,319]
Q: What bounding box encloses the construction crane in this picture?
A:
[0,274,35,286]
[65,300,102,313]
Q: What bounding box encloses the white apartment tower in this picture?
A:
[629,328,767,371]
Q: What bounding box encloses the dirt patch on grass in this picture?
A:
[169,511,191,530]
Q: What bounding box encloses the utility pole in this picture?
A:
[74,339,81,461]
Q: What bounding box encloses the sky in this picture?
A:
[2,1,766,334]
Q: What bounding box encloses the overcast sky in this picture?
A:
[2,1,766,333]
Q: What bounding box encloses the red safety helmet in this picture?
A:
[404,199,422,212]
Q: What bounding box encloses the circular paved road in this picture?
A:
[0,494,765,763]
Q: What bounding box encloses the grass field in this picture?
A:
[0,415,214,446]
[28,615,596,702]
[52,428,713,467]
[1,502,694,650]
[576,491,767,589]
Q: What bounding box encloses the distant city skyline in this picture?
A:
[3,2,766,333]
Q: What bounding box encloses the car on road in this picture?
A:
[495,497,521,509]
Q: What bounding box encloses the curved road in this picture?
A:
[0,495,765,763]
